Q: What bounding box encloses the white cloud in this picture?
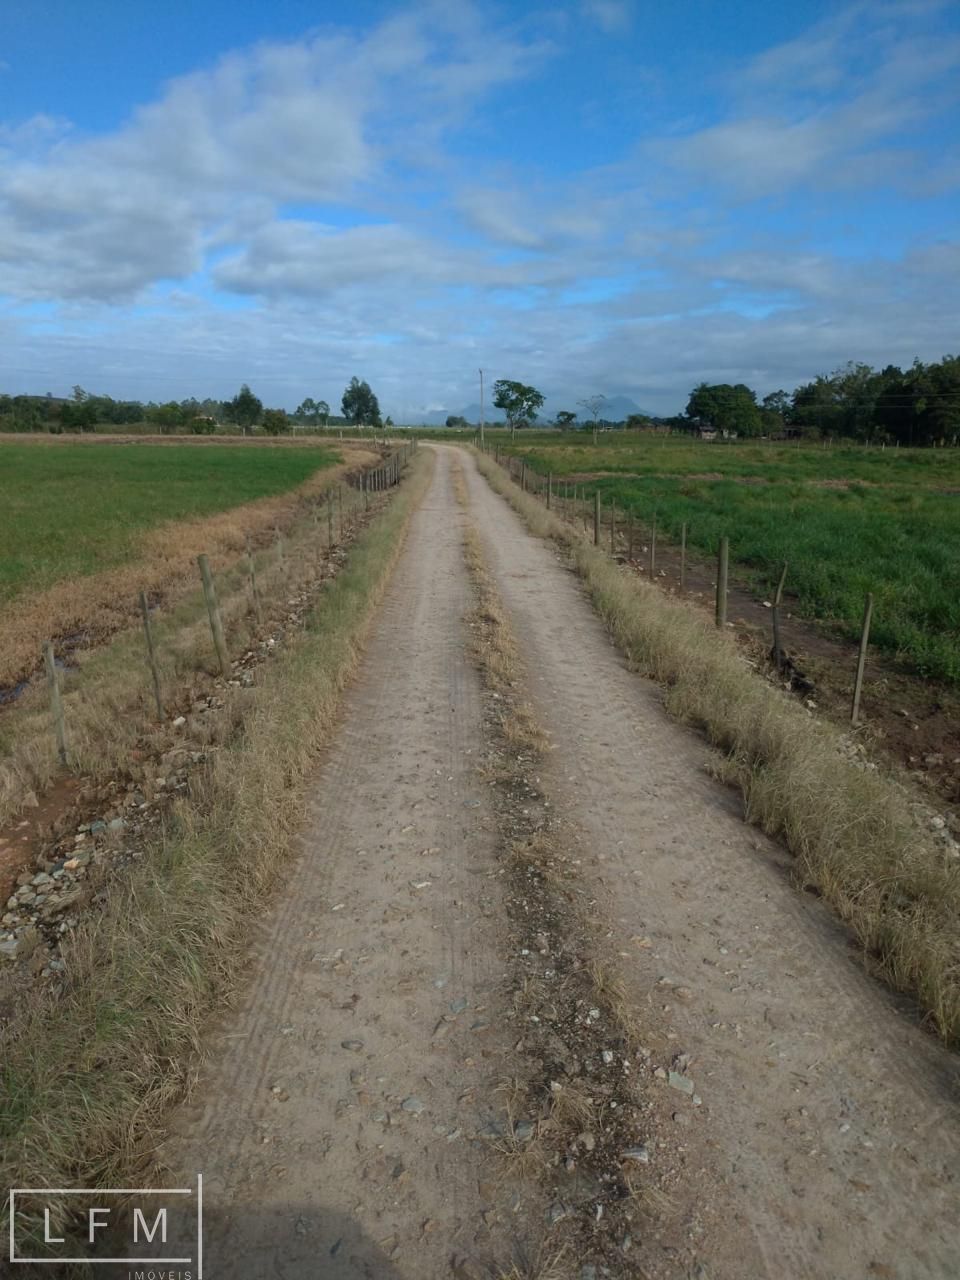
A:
[0,7,551,302]
[658,10,960,198]
[456,188,547,250]
[581,1,632,34]
[212,220,488,296]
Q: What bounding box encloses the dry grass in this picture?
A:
[497,1247,571,1280]
[623,1175,678,1221]
[0,450,432,1249]
[585,956,639,1051]
[473,448,960,1046]
[462,528,547,755]
[546,1081,596,1134]
[452,457,470,507]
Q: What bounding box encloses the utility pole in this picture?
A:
[479,368,485,450]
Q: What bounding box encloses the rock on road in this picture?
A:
[163,446,959,1279]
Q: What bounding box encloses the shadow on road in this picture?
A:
[195,1204,409,1279]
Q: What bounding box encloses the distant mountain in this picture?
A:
[413,393,656,427]
[594,395,653,421]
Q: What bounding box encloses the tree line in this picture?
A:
[679,355,960,444]
[4,352,959,445]
[486,355,960,446]
[0,377,389,435]
[466,357,960,447]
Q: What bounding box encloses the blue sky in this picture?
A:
[1,0,958,418]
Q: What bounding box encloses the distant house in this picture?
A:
[698,427,717,440]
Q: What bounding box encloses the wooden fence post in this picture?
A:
[772,562,788,672]
[43,641,67,766]
[198,553,230,677]
[680,522,687,591]
[139,591,163,718]
[648,513,657,579]
[851,593,874,726]
[610,502,616,554]
[593,491,601,546]
[245,539,262,622]
[715,537,729,629]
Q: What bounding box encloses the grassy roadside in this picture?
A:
[500,437,960,683]
[0,450,433,1247]
[0,470,379,832]
[0,444,379,693]
[471,449,960,1048]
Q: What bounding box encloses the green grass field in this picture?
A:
[501,434,960,684]
[0,442,339,602]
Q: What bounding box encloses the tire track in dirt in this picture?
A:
[459,445,960,1280]
[161,449,541,1277]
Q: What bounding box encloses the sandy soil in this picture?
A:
[159,446,959,1279]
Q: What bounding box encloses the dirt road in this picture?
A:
[163,446,959,1278]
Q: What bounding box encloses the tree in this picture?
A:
[578,394,607,443]
[145,401,185,434]
[791,375,841,438]
[445,414,467,429]
[294,398,331,428]
[685,383,762,436]
[384,415,394,427]
[897,356,960,446]
[762,390,790,418]
[341,377,380,427]
[760,390,791,435]
[225,384,262,434]
[492,379,545,440]
[555,410,577,429]
[261,408,289,435]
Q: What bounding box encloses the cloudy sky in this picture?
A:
[1,0,958,419]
